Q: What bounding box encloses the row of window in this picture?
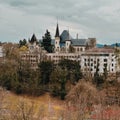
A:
[84,67,114,72]
[75,47,84,52]
[82,54,110,56]
[84,58,114,62]
[84,62,114,67]
[52,55,79,59]
[21,55,38,58]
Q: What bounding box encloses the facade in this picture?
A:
[80,48,116,75]
[0,45,4,62]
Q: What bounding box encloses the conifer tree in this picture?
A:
[42,30,53,53]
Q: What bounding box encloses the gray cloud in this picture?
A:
[0,0,120,44]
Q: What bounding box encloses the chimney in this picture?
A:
[76,33,78,39]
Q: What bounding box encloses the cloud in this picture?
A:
[0,0,120,44]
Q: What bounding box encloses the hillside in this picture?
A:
[0,83,120,120]
[0,88,65,120]
[97,43,120,48]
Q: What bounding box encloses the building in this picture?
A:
[53,24,96,54]
[80,48,116,75]
[20,34,46,69]
[20,24,119,75]
[0,45,4,62]
[46,24,118,75]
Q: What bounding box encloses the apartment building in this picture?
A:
[80,48,116,75]
[20,34,46,69]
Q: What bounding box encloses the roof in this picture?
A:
[71,39,88,46]
[60,30,73,42]
[51,38,89,47]
[85,48,115,53]
[55,24,60,37]
[29,34,37,43]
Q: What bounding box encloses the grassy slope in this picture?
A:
[1,90,65,119]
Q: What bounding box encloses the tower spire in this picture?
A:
[55,23,60,37]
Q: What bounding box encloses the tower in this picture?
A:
[55,23,60,53]
[65,30,71,53]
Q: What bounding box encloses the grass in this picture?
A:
[1,90,65,119]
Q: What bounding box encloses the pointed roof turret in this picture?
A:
[55,23,60,37]
[60,30,73,43]
[29,33,37,43]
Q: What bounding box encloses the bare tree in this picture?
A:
[11,99,45,120]
[66,81,98,120]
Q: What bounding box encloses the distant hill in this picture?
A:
[96,44,104,48]
[111,43,120,47]
[96,43,120,48]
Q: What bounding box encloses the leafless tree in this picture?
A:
[11,99,45,120]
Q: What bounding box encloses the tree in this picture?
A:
[19,39,27,47]
[58,59,82,83]
[50,66,68,100]
[3,43,20,60]
[42,30,53,53]
[93,62,104,88]
[38,61,54,84]
[66,81,99,120]
[103,63,108,80]
[11,99,45,120]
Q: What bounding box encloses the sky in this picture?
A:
[0,0,120,44]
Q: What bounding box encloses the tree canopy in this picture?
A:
[42,30,53,53]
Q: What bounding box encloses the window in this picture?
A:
[104,59,107,62]
[91,63,93,66]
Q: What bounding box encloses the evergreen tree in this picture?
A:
[103,63,108,80]
[94,62,104,87]
[58,59,82,83]
[19,39,27,47]
[38,61,54,84]
[42,30,53,53]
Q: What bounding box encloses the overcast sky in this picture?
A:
[0,0,120,44]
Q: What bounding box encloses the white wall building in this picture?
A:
[80,48,116,75]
